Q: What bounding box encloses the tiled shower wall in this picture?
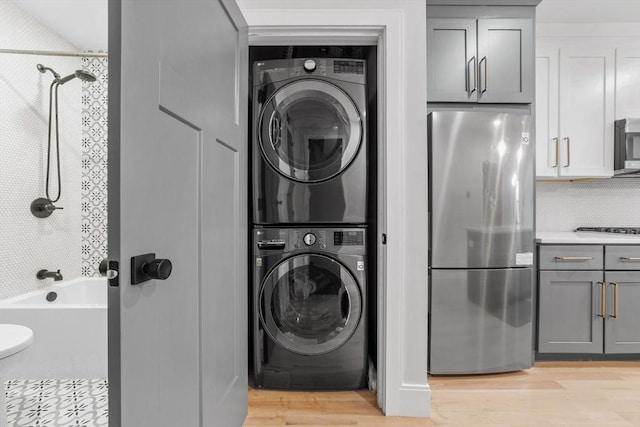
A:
[536,179,640,231]
[0,2,82,300]
[80,57,108,277]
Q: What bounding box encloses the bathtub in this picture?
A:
[0,277,107,379]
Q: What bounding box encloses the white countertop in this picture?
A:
[537,232,640,245]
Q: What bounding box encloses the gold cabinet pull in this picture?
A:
[597,282,606,318]
[610,282,619,318]
[467,56,477,94]
[552,137,559,168]
[620,257,640,262]
[563,137,570,167]
[480,56,488,93]
[554,256,593,261]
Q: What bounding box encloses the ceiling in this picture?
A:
[7,0,640,53]
[8,0,108,52]
[537,0,640,23]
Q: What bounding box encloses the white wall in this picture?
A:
[238,0,430,418]
[0,2,82,300]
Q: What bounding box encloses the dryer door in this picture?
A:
[258,79,363,183]
[259,254,362,356]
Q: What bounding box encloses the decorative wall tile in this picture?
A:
[5,379,108,426]
[80,56,108,277]
[537,180,640,231]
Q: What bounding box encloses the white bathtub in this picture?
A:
[0,277,107,379]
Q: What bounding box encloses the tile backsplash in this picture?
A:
[536,179,640,231]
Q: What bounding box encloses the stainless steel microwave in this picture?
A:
[614,118,640,177]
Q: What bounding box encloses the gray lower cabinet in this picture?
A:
[427,17,533,103]
[538,270,604,353]
[538,244,640,355]
[604,271,640,353]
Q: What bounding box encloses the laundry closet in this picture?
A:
[248,46,378,390]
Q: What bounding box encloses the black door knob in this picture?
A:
[131,253,173,285]
[142,259,172,280]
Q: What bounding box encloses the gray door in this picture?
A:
[429,268,533,374]
[538,271,604,354]
[604,271,640,354]
[427,18,477,102]
[477,19,534,103]
[108,1,248,426]
[429,111,534,269]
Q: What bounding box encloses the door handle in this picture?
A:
[597,282,606,318]
[609,282,619,318]
[131,253,173,285]
[563,137,570,167]
[552,137,559,168]
[467,56,477,94]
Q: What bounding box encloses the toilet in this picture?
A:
[0,324,34,426]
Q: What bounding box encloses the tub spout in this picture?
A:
[37,269,63,281]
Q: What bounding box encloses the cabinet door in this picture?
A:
[615,47,640,119]
[558,48,615,177]
[427,19,477,102]
[605,271,640,354]
[476,19,534,103]
[538,271,604,353]
[535,48,560,177]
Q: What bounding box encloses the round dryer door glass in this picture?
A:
[259,254,362,356]
[259,79,363,183]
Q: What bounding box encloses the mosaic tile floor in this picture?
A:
[5,379,108,427]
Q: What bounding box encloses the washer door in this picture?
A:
[258,79,363,183]
[259,254,362,356]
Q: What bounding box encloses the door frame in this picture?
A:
[240,0,430,418]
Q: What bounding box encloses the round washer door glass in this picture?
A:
[259,254,362,356]
[259,79,363,183]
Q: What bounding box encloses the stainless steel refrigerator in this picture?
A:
[428,110,534,375]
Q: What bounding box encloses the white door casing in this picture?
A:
[108,0,248,426]
[239,0,430,418]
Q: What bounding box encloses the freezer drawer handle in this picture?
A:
[620,257,640,262]
[554,256,593,261]
[597,282,606,318]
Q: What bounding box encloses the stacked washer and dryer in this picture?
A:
[252,57,370,390]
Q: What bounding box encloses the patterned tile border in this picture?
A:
[80,56,108,277]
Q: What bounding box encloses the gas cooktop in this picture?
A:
[575,227,640,235]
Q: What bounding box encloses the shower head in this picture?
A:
[37,63,60,79]
[57,70,97,85]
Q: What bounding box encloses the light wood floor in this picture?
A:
[244,362,640,426]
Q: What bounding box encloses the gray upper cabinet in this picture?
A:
[427,18,534,103]
[427,19,477,102]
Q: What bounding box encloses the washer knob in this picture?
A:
[303,233,317,246]
[303,59,316,72]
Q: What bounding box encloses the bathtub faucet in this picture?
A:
[36,269,63,281]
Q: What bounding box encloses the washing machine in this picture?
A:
[252,58,368,224]
[253,226,367,390]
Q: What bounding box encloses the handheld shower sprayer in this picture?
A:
[32,64,97,218]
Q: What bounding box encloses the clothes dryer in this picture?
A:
[253,226,367,390]
[252,58,368,224]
